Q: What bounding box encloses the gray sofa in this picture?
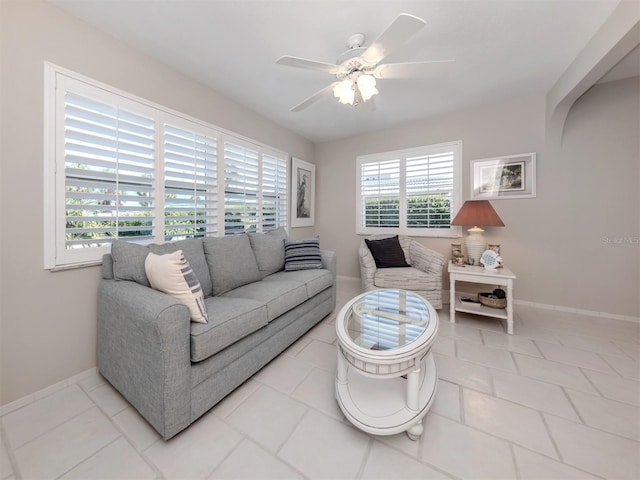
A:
[97,228,336,440]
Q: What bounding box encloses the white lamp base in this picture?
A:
[465,227,486,266]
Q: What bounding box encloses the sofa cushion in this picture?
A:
[203,235,262,296]
[222,280,307,322]
[145,250,208,324]
[374,267,437,290]
[365,235,410,268]
[264,269,334,298]
[190,297,267,362]
[248,227,288,278]
[284,237,322,271]
[111,238,213,297]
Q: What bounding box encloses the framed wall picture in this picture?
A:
[471,153,536,200]
[291,157,315,227]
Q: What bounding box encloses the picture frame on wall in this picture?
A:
[291,157,315,227]
[471,152,536,200]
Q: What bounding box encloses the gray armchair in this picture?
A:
[359,234,446,309]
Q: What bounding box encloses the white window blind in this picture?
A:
[63,90,156,253]
[163,123,217,240]
[360,159,400,229]
[356,141,461,237]
[406,151,455,229]
[45,64,289,269]
[262,153,288,231]
[223,141,260,234]
[223,140,288,235]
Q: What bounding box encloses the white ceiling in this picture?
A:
[49,0,622,143]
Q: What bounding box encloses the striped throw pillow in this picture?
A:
[145,250,208,323]
[284,237,322,271]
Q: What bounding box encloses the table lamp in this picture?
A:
[451,200,504,265]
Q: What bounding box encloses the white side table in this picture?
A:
[335,289,439,440]
[448,262,516,334]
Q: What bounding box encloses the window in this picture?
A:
[222,140,288,235]
[356,141,462,237]
[45,64,287,269]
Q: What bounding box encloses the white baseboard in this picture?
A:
[443,289,639,323]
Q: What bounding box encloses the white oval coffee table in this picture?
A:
[335,289,439,440]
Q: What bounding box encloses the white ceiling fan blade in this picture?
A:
[276,56,340,74]
[290,82,339,112]
[362,13,427,65]
[373,60,455,79]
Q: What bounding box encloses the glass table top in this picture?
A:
[343,289,431,351]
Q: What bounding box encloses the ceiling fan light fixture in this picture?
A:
[333,79,355,105]
[356,74,378,101]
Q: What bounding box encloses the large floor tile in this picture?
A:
[209,439,303,480]
[226,385,307,453]
[361,440,450,479]
[291,367,344,421]
[480,330,542,357]
[456,340,517,372]
[512,444,600,479]
[613,340,640,360]
[12,407,119,480]
[211,379,261,419]
[433,353,493,394]
[431,335,455,357]
[1,385,93,449]
[0,434,13,479]
[60,437,156,479]
[437,321,483,344]
[420,414,517,479]
[545,414,640,479]
[583,369,640,406]
[278,409,370,479]
[513,353,598,393]
[304,321,337,344]
[462,389,557,458]
[536,340,617,374]
[112,407,160,451]
[87,383,130,417]
[253,353,314,395]
[601,352,640,380]
[490,369,580,421]
[295,339,337,372]
[144,411,242,479]
[430,380,461,421]
[560,334,628,357]
[565,388,640,440]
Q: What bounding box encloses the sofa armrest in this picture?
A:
[409,242,446,277]
[358,241,377,291]
[97,279,191,440]
[321,250,337,279]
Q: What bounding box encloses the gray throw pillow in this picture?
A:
[248,227,289,277]
[203,235,262,295]
[284,237,322,271]
[110,238,213,296]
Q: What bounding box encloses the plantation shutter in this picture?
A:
[223,141,260,234]
[360,159,401,229]
[163,123,218,240]
[406,151,454,229]
[64,91,155,250]
[262,153,288,231]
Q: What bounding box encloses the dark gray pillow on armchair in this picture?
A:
[364,236,410,268]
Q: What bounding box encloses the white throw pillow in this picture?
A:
[145,250,208,324]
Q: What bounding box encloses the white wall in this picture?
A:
[315,78,639,318]
[0,1,314,405]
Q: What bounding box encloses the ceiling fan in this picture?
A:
[276,13,454,112]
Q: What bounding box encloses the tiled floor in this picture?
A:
[2,278,639,479]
